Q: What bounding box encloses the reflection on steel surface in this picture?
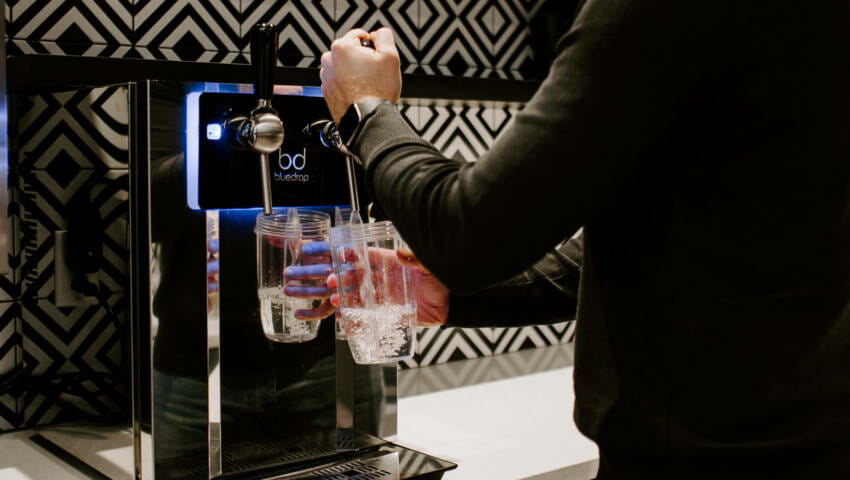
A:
[206,210,222,478]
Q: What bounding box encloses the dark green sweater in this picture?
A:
[353,0,850,476]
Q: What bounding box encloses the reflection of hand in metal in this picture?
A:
[207,238,220,313]
[283,241,335,321]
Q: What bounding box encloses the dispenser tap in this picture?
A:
[238,23,284,215]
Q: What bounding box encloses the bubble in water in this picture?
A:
[341,304,415,364]
[258,287,320,342]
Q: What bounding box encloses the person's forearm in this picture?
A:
[447,234,583,328]
[355,1,691,295]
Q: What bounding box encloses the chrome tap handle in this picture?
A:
[248,23,282,215]
[250,23,278,102]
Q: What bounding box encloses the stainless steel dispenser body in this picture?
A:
[128,80,421,479]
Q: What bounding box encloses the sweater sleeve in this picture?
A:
[353,0,693,295]
[446,232,583,328]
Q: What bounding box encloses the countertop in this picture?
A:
[0,343,598,479]
[395,343,599,480]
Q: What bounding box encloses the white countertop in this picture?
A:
[396,364,599,480]
[0,431,92,480]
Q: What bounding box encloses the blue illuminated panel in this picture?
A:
[185,83,353,211]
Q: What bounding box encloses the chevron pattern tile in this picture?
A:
[20,294,128,427]
[240,0,335,68]
[0,85,131,430]
[407,98,524,161]
[14,86,129,171]
[417,0,492,77]
[132,0,241,62]
[7,0,546,76]
[489,0,547,79]
[17,169,129,299]
[0,303,21,430]
[9,0,134,56]
[333,0,420,72]
[7,39,135,58]
[399,342,575,396]
[3,1,10,38]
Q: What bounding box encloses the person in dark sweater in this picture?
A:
[319,0,850,478]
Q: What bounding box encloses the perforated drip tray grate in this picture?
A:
[223,438,332,470]
[270,445,456,480]
[296,459,393,479]
[156,437,348,480]
[155,439,456,480]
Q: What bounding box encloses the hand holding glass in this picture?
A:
[329,222,416,364]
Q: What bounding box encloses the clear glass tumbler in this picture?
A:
[255,209,330,343]
[329,221,417,364]
[332,206,352,340]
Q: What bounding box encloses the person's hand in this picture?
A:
[396,248,449,327]
[327,247,448,327]
[283,241,336,321]
[320,28,402,123]
[207,238,219,314]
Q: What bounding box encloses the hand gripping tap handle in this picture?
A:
[251,23,279,102]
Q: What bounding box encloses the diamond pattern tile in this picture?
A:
[9,0,134,56]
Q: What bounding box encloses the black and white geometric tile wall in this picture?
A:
[0,85,130,430]
[7,0,546,78]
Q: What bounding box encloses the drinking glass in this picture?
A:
[255,209,330,342]
[329,221,416,364]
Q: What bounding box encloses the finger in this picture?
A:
[330,293,339,308]
[336,246,363,262]
[273,85,304,96]
[303,255,332,267]
[396,248,422,268]
[285,264,334,280]
[284,285,333,299]
[339,28,369,45]
[397,248,434,274]
[302,241,331,257]
[367,246,399,264]
[370,28,398,54]
[338,267,366,287]
[266,236,287,248]
[294,300,335,321]
[207,259,219,275]
[319,67,327,84]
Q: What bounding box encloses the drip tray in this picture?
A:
[267,445,456,480]
[30,427,456,480]
[156,435,455,480]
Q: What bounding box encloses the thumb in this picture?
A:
[397,248,427,271]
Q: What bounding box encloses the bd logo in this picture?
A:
[278,151,306,171]
[275,149,310,183]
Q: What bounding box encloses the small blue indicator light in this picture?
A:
[206,123,222,140]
